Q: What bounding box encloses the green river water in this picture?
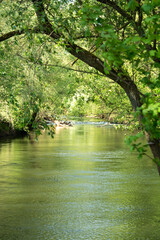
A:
[0,122,160,240]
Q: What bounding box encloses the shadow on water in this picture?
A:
[0,122,160,240]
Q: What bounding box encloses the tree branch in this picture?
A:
[96,0,133,22]
[17,52,105,76]
[0,29,25,42]
[0,27,40,42]
[31,0,60,39]
[44,64,105,76]
[96,0,145,36]
[96,0,160,63]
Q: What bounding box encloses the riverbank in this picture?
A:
[0,119,27,138]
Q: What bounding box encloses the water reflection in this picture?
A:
[0,124,160,240]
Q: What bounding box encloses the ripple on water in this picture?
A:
[0,125,159,240]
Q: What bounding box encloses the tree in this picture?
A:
[0,0,160,173]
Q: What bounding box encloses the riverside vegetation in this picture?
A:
[0,0,160,173]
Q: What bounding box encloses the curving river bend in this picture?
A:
[0,122,160,240]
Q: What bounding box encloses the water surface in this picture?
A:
[0,124,160,240]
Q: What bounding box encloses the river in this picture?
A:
[0,122,160,240]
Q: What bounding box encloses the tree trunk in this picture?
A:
[148,137,160,174]
[120,79,160,174]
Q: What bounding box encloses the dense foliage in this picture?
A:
[0,0,160,172]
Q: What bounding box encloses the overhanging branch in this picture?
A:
[46,64,105,76]
[17,52,105,76]
[96,0,133,22]
[0,29,25,42]
[0,0,144,113]
[0,27,40,42]
[96,0,145,36]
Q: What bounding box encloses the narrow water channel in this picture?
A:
[0,123,160,240]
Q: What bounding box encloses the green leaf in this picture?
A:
[127,0,139,10]
[149,50,156,57]
[142,3,153,14]
[152,0,160,7]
